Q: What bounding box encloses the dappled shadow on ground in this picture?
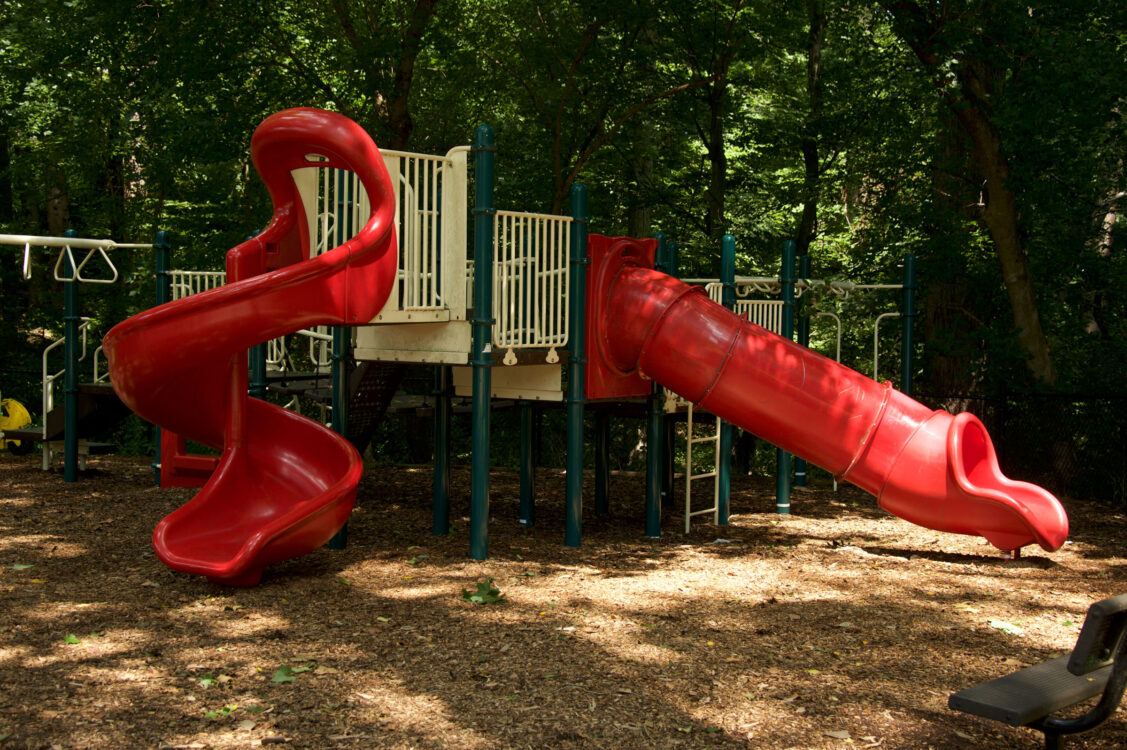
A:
[1,455,1125,749]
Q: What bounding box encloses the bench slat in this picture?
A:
[949,655,1111,726]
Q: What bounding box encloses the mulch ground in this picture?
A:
[2,453,1126,749]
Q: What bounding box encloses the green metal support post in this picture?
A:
[645,233,667,538]
[433,365,451,536]
[249,344,267,400]
[519,401,535,526]
[327,326,350,549]
[62,229,79,482]
[901,253,917,396]
[717,235,736,524]
[659,240,677,510]
[646,390,663,538]
[469,124,496,560]
[328,179,355,550]
[793,255,811,487]
[565,183,588,547]
[775,240,796,514]
[153,230,171,485]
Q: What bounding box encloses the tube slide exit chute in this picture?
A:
[103,109,398,585]
[587,235,1068,553]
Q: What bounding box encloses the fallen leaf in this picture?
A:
[988,619,1023,635]
[314,665,339,675]
[236,719,256,731]
[824,729,851,740]
[271,666,298,683]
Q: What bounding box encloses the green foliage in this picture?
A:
[270,664,312,683]
[0,0,1123,495]
[203,704,238,719]
[462,578,506,605]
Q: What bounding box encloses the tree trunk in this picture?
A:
[704,33,735,243]
[387,0,440,150]
[628,149,654,237]
[952,91,1057,385]
[45,161,69,236]
[704,72,728,242]
[0,125,12,223]
[885,2,1058,386]
[99,152,126,240]
[795,0,825,257]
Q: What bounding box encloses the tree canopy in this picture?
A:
[2,0,1125,404]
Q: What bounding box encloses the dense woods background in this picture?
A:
[1,1,1124,501]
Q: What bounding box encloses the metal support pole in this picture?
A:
[433,365,451,536]
[469,124,496,561]
[62,229,79,482]
[775,240,796,514]
[717,234,736,524]
[519,401,535,526]
[327,326,350,549]
[249,343,268,399]
[901,253,917,396]
[646,232,669,538]
[152,230,171,486]
[248,218,268,402]
[645,386,663,538]
[565,183,588,547]
[326,191,353,550]
[594,410,609,516]
[658,238,677,509]
[793,254,811,487]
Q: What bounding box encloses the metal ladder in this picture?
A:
[683,403,721,532]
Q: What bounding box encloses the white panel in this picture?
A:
[452,364,563,401]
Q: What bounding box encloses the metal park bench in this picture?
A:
[949,594,1127,749]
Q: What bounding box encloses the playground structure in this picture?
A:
[4,108,1071,585]
[667,248,917,532]
[1,390,34,454]
[0,232,143,473]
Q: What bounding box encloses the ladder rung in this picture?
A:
[689,436,718,445]
[689,471,717,481]
[688,507,718,518]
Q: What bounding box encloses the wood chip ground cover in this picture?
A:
[1,454,1125,749]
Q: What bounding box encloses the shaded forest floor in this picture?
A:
[2,453,1126,749]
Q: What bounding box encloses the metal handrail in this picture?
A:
[39,319,92,445]
[873,312,901,381]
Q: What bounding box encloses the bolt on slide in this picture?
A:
[586,235,1068,553]
[103,109,399,585]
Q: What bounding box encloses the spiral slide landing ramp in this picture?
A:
[588,235,1068,553]
[104,109,398,586]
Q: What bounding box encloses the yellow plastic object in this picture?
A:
[1,394,34,454]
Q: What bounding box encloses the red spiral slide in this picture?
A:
[587,235,1069,553]
[103,109,398,585]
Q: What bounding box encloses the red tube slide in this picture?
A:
[587,235,1068,553]
[103,109,398,585]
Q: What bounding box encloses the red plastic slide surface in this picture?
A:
[103,109,398,585]
[587,235,1068,553]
